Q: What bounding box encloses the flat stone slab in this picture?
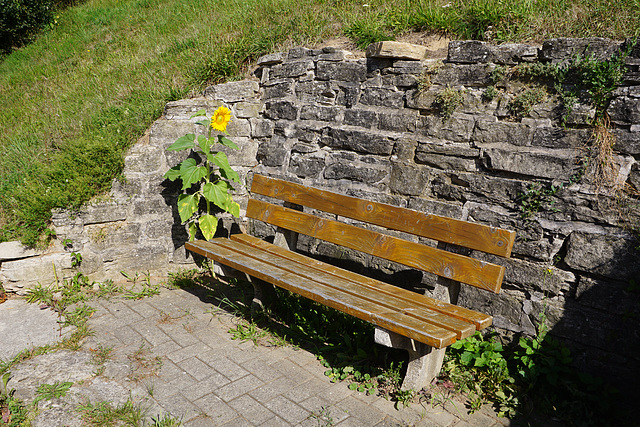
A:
[0,299,63,361]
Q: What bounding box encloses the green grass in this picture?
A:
[1,0,639,246]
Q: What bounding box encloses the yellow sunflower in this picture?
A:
[210,106,232,132]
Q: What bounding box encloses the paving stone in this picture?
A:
[264,395,311,424]
[228,394,276,424]
[153,392,203,423]
[193,393,239,424]
[200,353,251,381]
[184,416,218,427]
[336,395,386,425]
[158,323,202,347]
[181,374,232,401]
[176,356,219,381]
[216,374,265,402]
[249,376,299,403]
[166,342,212,364]
[129,320,173,347]
[240,358,284,382]
[283,378,332,403]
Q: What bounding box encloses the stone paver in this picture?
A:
[0,287,512,426]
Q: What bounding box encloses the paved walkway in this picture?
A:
[2,286,510,426]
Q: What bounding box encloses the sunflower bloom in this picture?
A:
[211,106,232,132]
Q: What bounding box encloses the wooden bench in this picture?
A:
[185,174,515,390]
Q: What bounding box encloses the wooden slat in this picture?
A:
[250,174,515,258]
[246,199,506,293]
[232,233,492,330]
[214,237,476,339]
[185,239,457,348]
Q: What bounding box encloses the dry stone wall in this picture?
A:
[1,38,639,390]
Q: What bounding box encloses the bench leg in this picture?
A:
[403,345,446,391]
[245,275,277,316]
[374,327,446,391]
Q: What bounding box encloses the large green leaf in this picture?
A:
[197,135,211,154]
[163,165,181,181]
[202,181,228,208]
[177,194,199,223]
[227,200,240,218]
[188,222,198,242]
[210,152,241,183]
[167,134,196,151]
[199,214,218,240]
[178,158,207,190]
[218,135,239,150]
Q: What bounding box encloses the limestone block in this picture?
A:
[612,128,640,155]
[389,161,429,196]
[289,152,326,179]
[418,114,475,143]
[415,153,478,172]
[389,60,426,75]
[482,145,578,179]
[608,96,640,125]
[432,63,491,87]
[321,128,394,155]
[268,60,315,80]
[264,81,293,99]
[324,160,388,184]
[458,286,536,335]
[256,136,289,167]
[295,81,336,104]
[448,40,538,65]
[407,197,462,219]
[233,101,263,119]
[405,87,439,110]
[299,105,340,122]
[531,127,591,149]
[394,74,418,88]
[563,102,596,126]
[540,38,621,64]
[0,252,73,293]
[366,41,427,60]
[124,143,165,176]
[336,82,361,107]
[226,118,251,137]
[203,80,260,103]
[264,100,298,120]
[163,98,223,120]
[378,111,418,132]
[343,108,378,129]
[317,60,367,82]
[0,241,41,261]
[472,118,534,146]
[221,137,258,167]
[565,232,640,280]
[630,162,640,191]
[359,87,405,109]
[250,118,275,138]
[257,52,285,66]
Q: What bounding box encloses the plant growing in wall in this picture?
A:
[164,106,241,241]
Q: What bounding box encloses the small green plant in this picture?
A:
[0,372,29,426]
[70,251,82,268]
[488,64,508,84]
[417,62,443,93]
[32,381,73,405]
[508,86,547,118]
[163,106,241,241]
[308,405,335,427]
[433,86,464,120]
[77,399,146,426]
[517,181,562,220]
[228,320,267,345]
[394,388,415,409]
[151,413,183,427]
[482,85,499,102]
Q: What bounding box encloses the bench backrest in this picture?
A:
[246,174,515,293]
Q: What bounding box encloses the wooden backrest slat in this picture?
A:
[250,174,515,258]
[246,199,505,293]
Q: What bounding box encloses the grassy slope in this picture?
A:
[1,0,638,246]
